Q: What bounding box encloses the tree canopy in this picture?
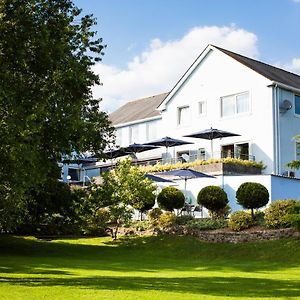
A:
[0,0,114,231]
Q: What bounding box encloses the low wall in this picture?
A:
[168,227,300,243]
[122,226,300,243]
[192,162,261,175]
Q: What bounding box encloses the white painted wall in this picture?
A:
[171,174,300,216]
[158,49,275,173]
[112,47,300,181]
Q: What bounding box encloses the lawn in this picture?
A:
[0,235,299,299]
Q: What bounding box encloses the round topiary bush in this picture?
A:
[157,186,185,211]
[236,182,269,218]
[265,199,296,229]
[197,185,229,218]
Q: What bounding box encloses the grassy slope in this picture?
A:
[0,235,299,299]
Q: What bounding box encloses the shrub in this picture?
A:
[287,201,300,231]
[186,218,228,230]
[197,186,228,218]
[158,212,176,228]
[148,208,163,222]
[264,199,296,229]
[228,211,254,231]
[157,187,185,211]
[175,215,195,225]
[83,208,111,236]
[209,204,231,219]
[236,182,269,218]
[131,220,152,231]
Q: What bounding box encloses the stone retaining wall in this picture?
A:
[164,227,300,243]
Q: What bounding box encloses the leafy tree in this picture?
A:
[236,182,269,218]
[197,186,229,218]
[157,187,185,212]
[85,159,156,239]
[287,136,300,169]
[0,0,114,229]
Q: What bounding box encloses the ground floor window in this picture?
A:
[221,143,250,160]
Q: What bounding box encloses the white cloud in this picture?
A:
[293,0,300,3]
[93,25,259,112]
[275,58,300,75]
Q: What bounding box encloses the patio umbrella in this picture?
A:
[144,173,175,183]
[157,168,215,201]
[184,127,240,158]
[123,143,158,155]
[104,147,127,160]
[144,136,193,161]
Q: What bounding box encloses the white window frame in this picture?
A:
[221,91,250,118]
[295,141,300,161]
[177,105,190,126]
[294,94,300,116]
[198,101,206,117]
[115,129,122,146]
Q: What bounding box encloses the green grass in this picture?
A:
[0,235,300,299]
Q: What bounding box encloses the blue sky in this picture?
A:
[74,0,300,111]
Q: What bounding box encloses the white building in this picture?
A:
[67,45,300,212]
[108,44,300,211]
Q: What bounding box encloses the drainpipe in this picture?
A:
[273,84,280,175]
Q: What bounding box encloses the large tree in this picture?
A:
[0,0,114,231]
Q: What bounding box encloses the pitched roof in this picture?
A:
[109,92,168,126]
[214,45,300,88]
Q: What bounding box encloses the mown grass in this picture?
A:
[0,235,300,299]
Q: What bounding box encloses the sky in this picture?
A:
[74,0,300,112]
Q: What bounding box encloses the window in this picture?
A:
[296,141,300,161]
[198,101,206,116]
[115,129,122,146]
[178,106,190,126]
[295,95,300,115]
[129,125,139,144]
[221,92,250,117]
[146,122,157,141]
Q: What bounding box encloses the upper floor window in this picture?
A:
[295,95,300,115]
[198,101,206,117]
[178,106,190,126]
[146,122,157,141]
[129,125,139,144]
[115,129,122,146]
[221,92,250,118]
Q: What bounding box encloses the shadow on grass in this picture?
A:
[0,235,300,274]
[0,275,299,298]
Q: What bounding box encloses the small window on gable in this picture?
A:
[178,106,190,126]
[198,101,206,116]
[295,95,300,115]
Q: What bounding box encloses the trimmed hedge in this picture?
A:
[197,185,228,217]
[236,182,269,217]
[157,187,185,211]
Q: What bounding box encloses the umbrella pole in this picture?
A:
[210,140,213,159]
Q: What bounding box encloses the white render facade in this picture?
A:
[95,45,300,212]
[113,45,300,178]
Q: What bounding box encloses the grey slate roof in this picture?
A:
[214,45,300,88]
[110,45,300,126]
[110,92,168,126]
